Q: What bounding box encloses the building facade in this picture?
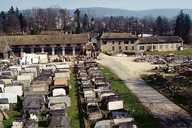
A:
[135,36,183,52]
[0,42,10,59]
[100,33,183,54]
[100,33,138,54]
[0,34,89,59]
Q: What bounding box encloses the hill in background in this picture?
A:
[22,7,192,18]
[69,7,192,18]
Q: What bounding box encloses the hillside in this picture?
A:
[70,7,192,18]
[22,7,192,18]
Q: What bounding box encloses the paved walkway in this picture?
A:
[98,54,192,128]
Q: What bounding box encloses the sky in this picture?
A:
[0,0,192,11]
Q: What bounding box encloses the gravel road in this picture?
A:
[97,53,192,128]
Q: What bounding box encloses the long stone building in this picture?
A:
[100,33,138,54]
[100,33,183,54]
[0,34,89,58]
[135,36,183,52]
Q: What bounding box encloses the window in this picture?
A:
[139,46,145,50]
[103,41,107,45]
[112,46,115,51]
[112,41,115,44]
[119,46,121,50]
[119,41,121,45]
[125,46,128,50]
[153,45,156,50]
[131,40,135,44]
[165,45,169,49]
[160,45,163,49]
[147,46,152,51]
[125,41,129,44]
[132,46,134,50]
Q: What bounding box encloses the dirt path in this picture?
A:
[97,53,192,128]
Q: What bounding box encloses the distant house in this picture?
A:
[100,33,138,54]
[135,36,183,52]
[0,34,89,59]
[100,33,183,54]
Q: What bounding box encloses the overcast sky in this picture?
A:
[0,0,192,11]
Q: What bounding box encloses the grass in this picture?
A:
[145,48,192,56]
[100,65,163,128]
[38,109,50,128]
[3,110,21,128]
[69,69,80,128]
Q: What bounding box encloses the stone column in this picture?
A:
[52,46,55,55]
[62,47,65,56]
[157,43,160,51]
[73,46,76,56]
[31,47,34,53]
[41,47,45,53]
[20,47,24,56]
[152,44,154,51]
[3,53,8,59]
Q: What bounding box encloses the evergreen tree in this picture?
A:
[162,17,170,35]
[175,10,191,43]
[74,9,81,34]
[90,17,95,31]
[8,6,15,14]
[15,7,20,17]
[5,6,21,33]
[82,13,89,32]
[155,16,170,35]
[0,11,6,32]
[18,13,27,33]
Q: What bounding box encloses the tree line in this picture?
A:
[0,6,27,34]
[0,7,191,43]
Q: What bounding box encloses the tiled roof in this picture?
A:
[101,33,137,39]
[0,34,88,46]
[137,36,183,44]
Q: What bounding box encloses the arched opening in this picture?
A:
[44,46,52,55]
[23,47,31,53]
[34,46,41,53]
[55,47,62,55]
[12,47,21,57]
[65,44,73,55]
